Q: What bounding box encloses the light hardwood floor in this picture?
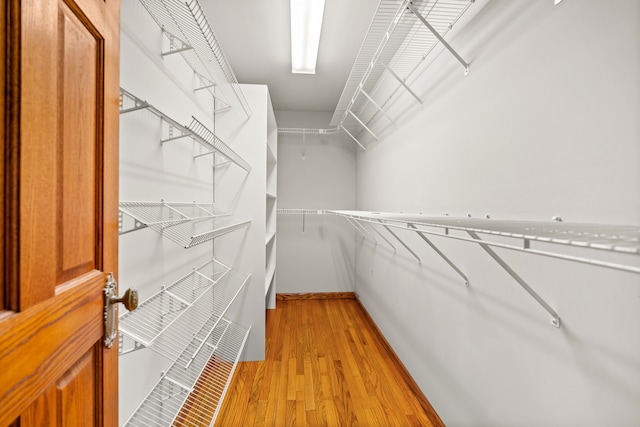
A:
[215,294,443,426]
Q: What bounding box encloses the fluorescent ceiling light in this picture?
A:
[290,0,325,74]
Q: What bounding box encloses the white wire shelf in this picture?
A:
[277,127,341,135]
[119,201,251,248]
[137,0,251,117]
[332,211,640,260]
[123,318,250,427]
[119,258,250,362]
[277,208,331,216]
[330,0,475,149]
[120,88,252,171]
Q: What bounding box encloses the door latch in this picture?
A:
[104,273,138,348]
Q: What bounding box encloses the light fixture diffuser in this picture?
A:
[290,0,325,74]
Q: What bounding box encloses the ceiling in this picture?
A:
[200,0,379,113]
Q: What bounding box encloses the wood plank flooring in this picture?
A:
[215,294,443,426]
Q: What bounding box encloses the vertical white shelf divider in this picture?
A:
[265,96,278,309]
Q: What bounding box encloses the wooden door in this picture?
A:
[0,0,120,425]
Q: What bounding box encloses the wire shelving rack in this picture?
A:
[329,210,640,328]
[120,88,252,172]
[333,211,640,260]
[119,201,251,248]
[119,258,251,426]
[137,0,251,117]
[119,259,249,360]
[330,0,475,149]
[122,319,250,426]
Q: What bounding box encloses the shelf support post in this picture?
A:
[406,2,470,75]
[467,231,560,328]
[378,220,421,264]
[409,224,469,286]
[377,59,423,106]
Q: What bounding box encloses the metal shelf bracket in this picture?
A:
[377,59,423,106]
[378,220,421,265]
[409,223,469,286]
[341,125,367,151]
[160,123,191,145]
[406,2,470,75]
[119,336,147,356]
[120,90,149,114]
[346,217,377,244]
[363,221,397,252]
[467,231,561,328]
[119,210,149,235]
[161,30,193,57]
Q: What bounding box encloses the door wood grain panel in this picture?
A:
[56,349,97,427]
[57,0,101,285]
[21,387,57,427]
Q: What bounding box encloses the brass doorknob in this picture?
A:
[110,288,138,311]
[104,273,138,348]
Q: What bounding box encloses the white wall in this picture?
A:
[354,1,640,426]
[275,111,357,293]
